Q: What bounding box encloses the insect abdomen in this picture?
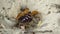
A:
[18,14,32,23]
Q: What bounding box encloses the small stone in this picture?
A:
[48,11,51,14]
[2,7,5,10]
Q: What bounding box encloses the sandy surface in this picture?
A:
[0,0,60,34]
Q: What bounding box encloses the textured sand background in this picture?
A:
[0,0,60,34]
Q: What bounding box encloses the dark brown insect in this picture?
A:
[15,7,40,29]
[16,8,39,23]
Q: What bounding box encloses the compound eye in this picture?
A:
[20,6,26,11]
[20,6,29,11]
[20,8,25,11]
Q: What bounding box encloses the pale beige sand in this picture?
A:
[0,0,60,34]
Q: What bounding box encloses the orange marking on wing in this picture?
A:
[16,12,24,20]
[16,8,29,20]
[31,10,39,16]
